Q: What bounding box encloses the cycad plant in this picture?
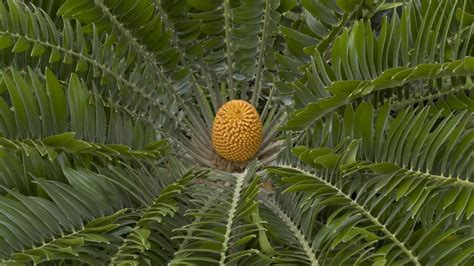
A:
[0,0,473,265]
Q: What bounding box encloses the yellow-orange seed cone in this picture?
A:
[212,100,263,163]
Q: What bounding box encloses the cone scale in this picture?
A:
[212,100,263,163]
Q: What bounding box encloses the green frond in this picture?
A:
[57,0,221,151]
[0,65,177,203]
[1,207,126,265]
[24,0,65,19]
[298,102,473,177]
[0,169,128,263]
[283,0,473,132]
[0,166,200,264]
[0,66,160,146]
[267,165,474,265]
[260,196,319,265]
[110,170,204,265]
[0,0,179,129]
[170,163,269,265]
[292,100,474,218]
[276,0,406,71]
[157,0,281,105]
[286,57,474,130]
[0,132,168,162]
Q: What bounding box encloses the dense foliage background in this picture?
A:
[0,0,473,265]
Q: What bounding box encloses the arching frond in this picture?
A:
[260,195,319,265]
[110,170,205,265]
[286,57,474,130]
[0,169,201,264]
[267,164,474,265]
[0,169,128,263]
[292,100,474,219]
[284,0,474,132]
[279,0,391,64]
[0,0,178,130]
[169,163,272,265]
[156,0,281,106]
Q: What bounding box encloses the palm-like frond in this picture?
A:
[286,0,474,130]
[267,160,473,265]
[0,169,203,264]
[259,195,319,265]
[110,170,204,265]
[260,0,474,264]
[170,163,272,265]
[0,0,176,131]
[287,57,474,129]
[0,168,127,263]
[265,79,473,264]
